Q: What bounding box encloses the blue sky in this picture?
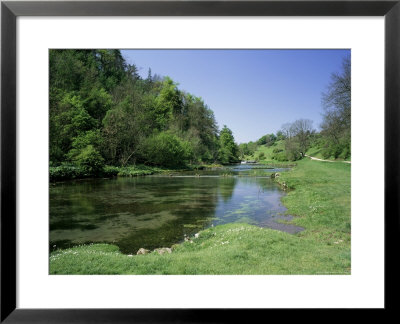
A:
[121,49,350,144]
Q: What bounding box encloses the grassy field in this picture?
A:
[306,144,351,162]
[306,146,325,159]
[50,158,351,275]
[243,141,297,167]
[243,141,284,163]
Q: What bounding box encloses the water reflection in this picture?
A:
[50,165,291,254]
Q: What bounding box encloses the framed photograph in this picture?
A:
[1,0,398,321]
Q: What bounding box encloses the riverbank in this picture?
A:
[50,158,351,274]
[49,163,223,182]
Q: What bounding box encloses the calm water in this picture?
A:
[49,165,297,254]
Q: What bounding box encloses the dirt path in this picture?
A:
[305,154,351,164]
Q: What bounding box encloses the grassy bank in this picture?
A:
[50,158,351,274]
[49,164,167,181]
[276,159,351,240]
[244,140,285,163]
[306,145,351,162]
[243,141,296,167]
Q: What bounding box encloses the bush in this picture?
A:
[102,165,120,177]
[319,135,350,160]
[73,145,105,175]
[285,149,302,161]
[339,146,350,160]
[49,164,85,181]
[143,132,192,167]
[272,151,288,162]
[284,139,302,161]
[258,153,266,160]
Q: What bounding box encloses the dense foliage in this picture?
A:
[218,125,240,164]
[50,50,239,177]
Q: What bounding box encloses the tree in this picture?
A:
[281,123,294,139]
[264,133,277,146]
[49,49,229,170]
[257,135,267,145]
[279,119,314,160]
[102,94,152,166]
[284,139,301,161]
[320,56,351,159]
[238,143,249,158]
[218,125,239,164]
[155,77,183,130]
[276,130,285,141]
[50,93,97,162]
[290,119,314,157]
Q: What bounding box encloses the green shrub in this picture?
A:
[272,151,288,162]
[143,132,191,167]
[285,149,302,161]
[49,164,85,181]
[339,146,350,160]
[102,165,120,177]
[73,145,105,175]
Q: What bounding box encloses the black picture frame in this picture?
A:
[1,0,398,322]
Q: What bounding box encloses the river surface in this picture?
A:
[50,164,302,254]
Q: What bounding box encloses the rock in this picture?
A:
[136,248,150,255]
[194,233,200,238]
[154,247,172,255]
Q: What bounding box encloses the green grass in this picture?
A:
[306,146,325,159]
[50,158,351,275]
[244,141,295,166]
[246,142,282,162]
[276,159,351,237]
[306,145,351,162]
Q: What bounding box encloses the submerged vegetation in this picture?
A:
[50,159,351,275]
[49,50,351,275]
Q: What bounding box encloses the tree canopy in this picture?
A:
[50,49,239,174]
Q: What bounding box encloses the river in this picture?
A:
[49,164,302,254]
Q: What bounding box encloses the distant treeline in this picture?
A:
[50,50,239,175]
[239,55,351,162]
